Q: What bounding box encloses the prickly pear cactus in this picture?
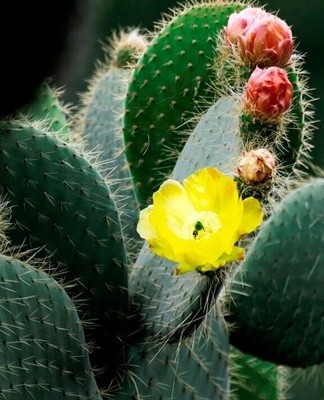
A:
[18,80,71,140]
[0,251,102,399]
[230,346,283,400]
[123,1,246,207]
[0,121,129,387]
[226,179,324,367]
[0,0,323,399]
[78,29,148,263]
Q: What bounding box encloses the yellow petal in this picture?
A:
[143,180,193,262]
[152,179,195,231]
[147,214,186,263]
[215,175,242,227]
[183,167,223,210]
[238,197,264,235]
[183,167,231,211]
[168,224,235,272]
[137,206,177,261]
[184,167,242,230]
[219,246,245,264]
[175,263,197,275]
[137,206,156,240]
[200,246,245,272]
[147,238,178,262]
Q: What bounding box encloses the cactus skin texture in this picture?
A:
[0,253,101,400]
[230,346,281,400]
[123,2,245,208]
[227,180,324,367]
[115,307,229,400]
[81,66,142,263]
[0,122,128,388]
[18,81,70,141]
[285,365,324,400]
[0,0,321,398]
[172,96,243,179]
[78,29,148,264]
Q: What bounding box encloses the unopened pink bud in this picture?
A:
[240,15,293,67]
[225,7,269,43]
[225,8,293,67]
[237,149,276,184]
[243,66,293,121]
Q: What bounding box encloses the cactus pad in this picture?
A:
[123,1,245,207]
[227,179,324,367]
[19,81,70,140]
[82,67,141,262]
[0,121,128,386]
[0,254,101,400]
[115,307,229,399]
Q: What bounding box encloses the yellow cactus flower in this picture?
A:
[137,167,263,275]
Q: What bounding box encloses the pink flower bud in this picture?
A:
[243,66,293,121]
[239,15,293,67]
[225,7,270,43]
[225,8,293,67]
[237,149,276,184]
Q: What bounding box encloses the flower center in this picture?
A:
[181,211,222,240]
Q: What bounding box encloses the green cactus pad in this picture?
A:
[285,64,312,174]
[123,1,245,207]
[19,81,70,141]
[114,307,229,399]
[172,96,242,179]
[82,68,129,163]
[130,244,224,342]
[0,122,128,386]
[230,346,281,400]
[82,67,142,263]
[0,254,101,400]
[226,179,324,367]
[130,97,242,342]
[285,365,324,400]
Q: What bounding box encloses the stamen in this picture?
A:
[192,220,205,239]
